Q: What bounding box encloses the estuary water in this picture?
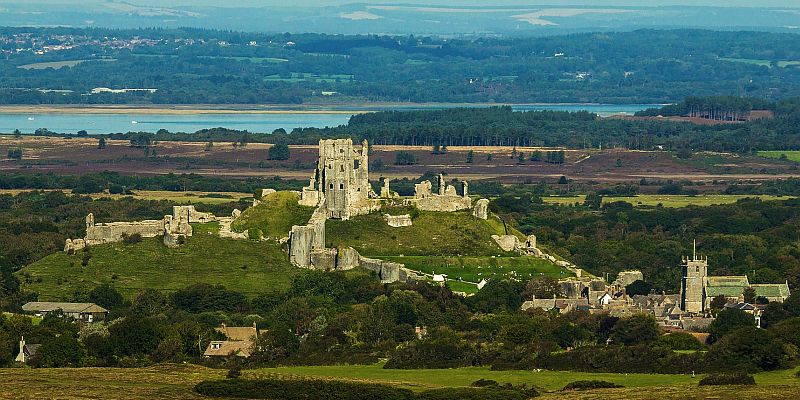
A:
[0,103,657,135]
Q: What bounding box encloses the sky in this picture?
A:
[13,0,800,7]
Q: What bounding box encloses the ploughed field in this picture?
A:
[1,136,797,186]
[1,363,798,400]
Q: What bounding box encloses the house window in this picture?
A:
[212,343,221,349]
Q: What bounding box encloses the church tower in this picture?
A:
[680,240,707,313]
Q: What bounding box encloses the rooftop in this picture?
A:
[22,302,108,314]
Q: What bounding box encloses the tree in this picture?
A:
[583,193,603,209]
[77,130,88,137]
[625,280,653,296]
[432,144,441,154]
[468,280,525,313]
[517,152,525,164]
[466,150,474,164]
[486,153,493,161]
[7,148,22,160]
[89,283,124,310]
[530,150,542,162]
[523,276,561,299]
[204,141,214,152]
[743,287,756,303]
[13,129,21,138]
[394,151,416,165]
[609,314,660,345]
[709,295,728,311]
[708,309,755,343]
[268,143,290,160]
[32,335,85,367]
[676,148,693,159]
[707,327,785,372]
[97,137,106,149]
[109,317,164,357]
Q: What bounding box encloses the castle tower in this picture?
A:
[316,138,371,219]
[680,240,708,313]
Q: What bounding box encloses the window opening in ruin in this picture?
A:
[339,184,344,189]
[329,183,334,189]
[696,266,699,272]
[340,165,344,172]
[354,160,360,169]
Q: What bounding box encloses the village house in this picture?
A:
[22,302,108,322]
[14,336,40,364]
[203,322,263,358]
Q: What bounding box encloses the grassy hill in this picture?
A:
[231,191,314,238]
[326,209,514,257]
[18,226,298,300]
[325,208,570,292]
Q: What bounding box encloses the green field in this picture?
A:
[264,72,354,83]
[543,194,793,208]
[18,228,298,299]
[231,191,314,238]
[759,150,800,162]
[381,255,569,293]
[326,210,513,257]
[1,364,799,400]
[17,59,116,70]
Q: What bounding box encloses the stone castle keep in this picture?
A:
[289,138,484,282]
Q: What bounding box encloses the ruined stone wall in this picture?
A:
[172,205,215,223]
[384,214,412,227]
[288,198,328,267]
[613,270,644,288]
[410,175,471,212]
[85,220,166,245]
[357,255,420,284]
[473,199,489,220]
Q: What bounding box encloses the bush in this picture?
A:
[563,380,623,391]
[416,387,534,400]
[698,373,756,386]
[122,233,142,245]
[471,379,498,387]
[394,151,416,165]
[226,366,241,379]
[194,379,413,400]
[268,143,290,160]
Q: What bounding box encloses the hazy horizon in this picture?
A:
[6,0,800,7]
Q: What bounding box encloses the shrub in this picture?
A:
[268,143,290,160]
[698,373,756,386]
[122,233,142,245]
[226,366,241,379]
[194,379,413,400]
[394,151,416,165]
[416,387,534,400]
[563,380,623,391]
[471,379,498,387]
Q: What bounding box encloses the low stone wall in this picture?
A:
[411,195,471,212]
[85,220,165,245]
[358,255,421,284]
[384,214,412,227]
[173,205,215,223]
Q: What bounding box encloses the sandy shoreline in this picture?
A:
[0,102,659,115]
[0,105,370,115]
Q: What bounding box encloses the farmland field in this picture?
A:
[1,364,798,400]
[17,59,116,70]
[543,194,794,207]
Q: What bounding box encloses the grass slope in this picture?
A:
[231,191,314,238]
[326,210,513,257]
[760,150,800,163]
[382,255,572,292]
[18,231,297,300]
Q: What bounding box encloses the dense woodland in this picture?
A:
[2,28,800,104]
[80,97,800,153]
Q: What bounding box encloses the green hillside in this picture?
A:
[231,191,315,238]
[18,227,298,300]
[326,209,513,257]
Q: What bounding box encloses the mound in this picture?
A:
[231,191,314,238]
[18,228,298,300]
[326,210,512,257]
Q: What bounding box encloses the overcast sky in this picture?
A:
[13,0,800,7]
